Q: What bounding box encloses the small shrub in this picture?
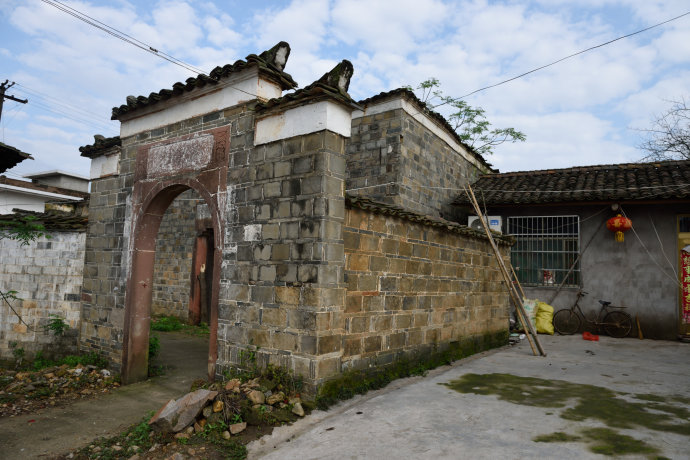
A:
[45,315,68,336]
[148,334,160,360]
[148,333,163,376]
[9,341,24,368]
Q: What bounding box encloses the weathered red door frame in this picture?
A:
[121,180,223,385]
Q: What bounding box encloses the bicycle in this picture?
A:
[552,290,633,338]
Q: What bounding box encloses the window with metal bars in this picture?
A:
[507,215,580,287]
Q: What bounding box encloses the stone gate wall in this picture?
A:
[80,106,250,370]
[217,129,347,393]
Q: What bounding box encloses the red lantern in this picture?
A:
[606,214,632,242]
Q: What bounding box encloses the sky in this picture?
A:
[0,0,689,180]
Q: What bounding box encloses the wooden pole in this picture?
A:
[465,184,546,357]
[509,262,526,299]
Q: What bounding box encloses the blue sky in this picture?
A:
[1,0,689,179]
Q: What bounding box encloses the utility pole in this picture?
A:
[0,80,28,124]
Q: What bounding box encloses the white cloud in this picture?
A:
[249,0,330,54]
[490,112,638,172]
[331,0,448,54]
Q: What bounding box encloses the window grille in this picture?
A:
[507,215,580,287]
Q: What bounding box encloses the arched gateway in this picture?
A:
[78,42,509,393]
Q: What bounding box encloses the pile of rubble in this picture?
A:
[0,364,118,417]
[149,378,306,439]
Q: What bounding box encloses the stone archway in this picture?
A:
[120,128,229,385]
[121,180,224,384]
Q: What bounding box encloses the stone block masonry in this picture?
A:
[152,189,199,319]
[78,44,510,392]
[0,232,84,359]
[217,129,348,395]
[348,90,493,222]
[342,198,511,371]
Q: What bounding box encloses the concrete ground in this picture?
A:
[0,332,208,459]
[249,335,690,460]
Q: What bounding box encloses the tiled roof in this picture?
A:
[256,60,360,113]
[112,42,298,120]
[357,88,495,172]
[0,209,88,232]
[0,142,33,173]
[346,195,513,246]
[453,160,690,205]
[79,135,121,158]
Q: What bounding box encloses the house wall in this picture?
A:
[496,203,690,339]
[0,189,49,214]
[0,232,84,360]
[151,189,198,319]
[342,205,511,370]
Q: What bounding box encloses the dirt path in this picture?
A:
[0,332,208,459]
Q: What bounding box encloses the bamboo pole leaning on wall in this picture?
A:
[464,184,546,357]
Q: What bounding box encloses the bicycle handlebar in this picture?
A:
[578,290,589,296]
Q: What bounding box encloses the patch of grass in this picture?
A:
[582,427,658,456]
[533,432,581,443]
[151,315,210,337]
[316,331,508,410]
[151,315,184,332]
[31,351,108,371]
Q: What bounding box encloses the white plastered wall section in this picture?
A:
[90,153,120,179]
[352,98,488,172]
[119,68,283,138]
[254,101,352,145]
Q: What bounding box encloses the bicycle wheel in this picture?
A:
[602,311,632,338]
[553,309,581,335]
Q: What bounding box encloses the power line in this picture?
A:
[14,83,112,122]
[39,0,263,101]
[40,0,207,76]
[23,98,118,134]
[455,10,690,101]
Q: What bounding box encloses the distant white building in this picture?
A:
[0,172,88,214]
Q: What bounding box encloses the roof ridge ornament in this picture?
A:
[256,41,291,72]
[315,59,354,95]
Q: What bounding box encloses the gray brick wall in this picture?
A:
[0,232,84,359]
[343,206,510,370]
[217,128,348,393]
[347,105,487,222]
[152,189,198,319]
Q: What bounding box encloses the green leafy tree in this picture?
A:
[638,97,690,161]
[406,78,525,156]
[0,215,48,246]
